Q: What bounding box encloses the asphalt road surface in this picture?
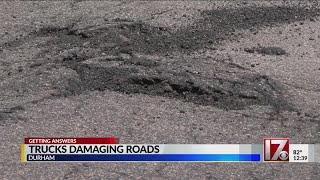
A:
[0,1,320,179]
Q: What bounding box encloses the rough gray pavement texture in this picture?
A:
[0,1,320,179]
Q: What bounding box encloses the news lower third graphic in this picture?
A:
[21,138,320,163]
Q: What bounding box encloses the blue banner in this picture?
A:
[27,154,261,162]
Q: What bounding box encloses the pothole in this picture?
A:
[49,46,292,111]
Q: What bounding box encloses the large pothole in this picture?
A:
[47,46,292,111]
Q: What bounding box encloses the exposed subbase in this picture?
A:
[2,5,319,110]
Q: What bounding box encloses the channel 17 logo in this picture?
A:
[264,138,289,162]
